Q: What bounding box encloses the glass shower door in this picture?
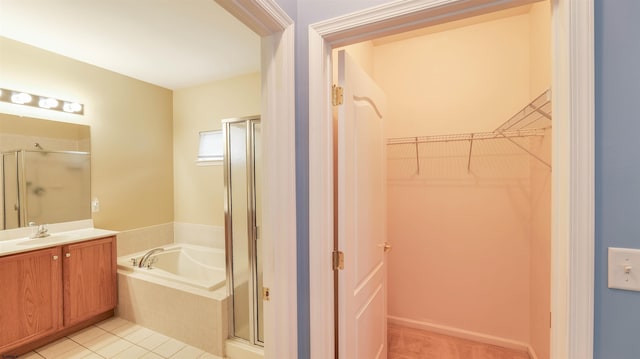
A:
[224,116,263,347]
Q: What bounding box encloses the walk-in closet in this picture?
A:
[334,1,552,358]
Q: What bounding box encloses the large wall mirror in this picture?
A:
[0,113,91,230]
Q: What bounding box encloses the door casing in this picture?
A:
[308,1,595,359]
[214,1,297,358]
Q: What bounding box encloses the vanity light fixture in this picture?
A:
[0,87,84,115]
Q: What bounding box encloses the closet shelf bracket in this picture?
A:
[467,134,474,173]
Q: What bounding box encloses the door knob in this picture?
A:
[383,242,392,253]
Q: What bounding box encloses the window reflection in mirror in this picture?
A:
[0,113,91,230]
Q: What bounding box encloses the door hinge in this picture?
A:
[332,85,343,106]
[333,250,344,270]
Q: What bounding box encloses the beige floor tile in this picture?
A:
[96,317,131,332]
[112,344,149,359]
[198,352,224,359]
[152,338,186,358]
[138,332,171,351]
[19,352,44,359]
[36,338,82,359]
[111,322,142,338]
[53,346,93,359]
[69,326,108,345]
[80,354,104,359]
[123,327,156,344]
[94,338,134,358]
[169,345,204,359]
[140,352,164,359]
[82,332,121,351]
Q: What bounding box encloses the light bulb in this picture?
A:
[38,97,59,109]
[63,102,82,113]
[11,92,32,104]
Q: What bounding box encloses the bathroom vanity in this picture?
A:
[0,227,117,356]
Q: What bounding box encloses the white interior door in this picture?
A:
[337,50,388,359]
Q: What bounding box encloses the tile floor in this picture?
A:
[20,317,223,359]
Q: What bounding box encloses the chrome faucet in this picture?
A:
[29,222,50,238]
[138,248,164,268]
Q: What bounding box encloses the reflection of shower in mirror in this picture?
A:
[0,113,91,231]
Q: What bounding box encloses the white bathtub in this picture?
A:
[117,244,226,291]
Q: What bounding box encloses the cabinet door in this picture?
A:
[63,236,116,326]
[0,247,62,353]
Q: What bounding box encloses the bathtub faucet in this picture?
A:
[138,248,164,268]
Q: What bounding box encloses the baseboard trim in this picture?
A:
[388,315,532,355]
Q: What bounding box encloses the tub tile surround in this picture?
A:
[116,223,174,257]
[174,222,225,249]
[115,222,228,356]
[117,273,228,356]
[117,222,224,256]
[25,317,223,359]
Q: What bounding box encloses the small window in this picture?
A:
[197,130,223,164]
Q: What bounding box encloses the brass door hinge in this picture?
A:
[332,85,344,106]
[333,250,344,270]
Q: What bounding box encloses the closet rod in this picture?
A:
[387,128,550,171]
[387,128,545,146]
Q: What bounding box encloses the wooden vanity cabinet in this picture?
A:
[63,236,117,326]
[0,236,116,356]
[0,247,63,353]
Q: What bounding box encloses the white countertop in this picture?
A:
[0,220,118,257]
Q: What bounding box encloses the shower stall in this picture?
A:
[223,116,264,347]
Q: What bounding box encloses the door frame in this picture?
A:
[308,0,594,358]
[215,1,297,358]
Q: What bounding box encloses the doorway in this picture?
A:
[212,1,297,358]
[333,3,551,357]
[309,0,595,358]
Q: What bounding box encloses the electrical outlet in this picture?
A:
[608,247,640,292]
[91,198,100,213]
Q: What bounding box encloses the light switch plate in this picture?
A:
[608,247,640,292]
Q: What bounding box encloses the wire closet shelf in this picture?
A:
[387,89,552,175]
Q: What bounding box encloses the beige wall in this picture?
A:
[333,41,375,81]
[0,37,174,230]
[172,73,260,226]
[529,0,552,98]
[373,13,531,138]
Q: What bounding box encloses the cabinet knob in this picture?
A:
[65,253,71,258]
[52,255,59,260]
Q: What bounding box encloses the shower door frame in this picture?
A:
[223,116,264,347]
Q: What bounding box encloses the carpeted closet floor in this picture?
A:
[388,323,531,359]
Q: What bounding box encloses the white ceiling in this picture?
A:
[0,0,261,90]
